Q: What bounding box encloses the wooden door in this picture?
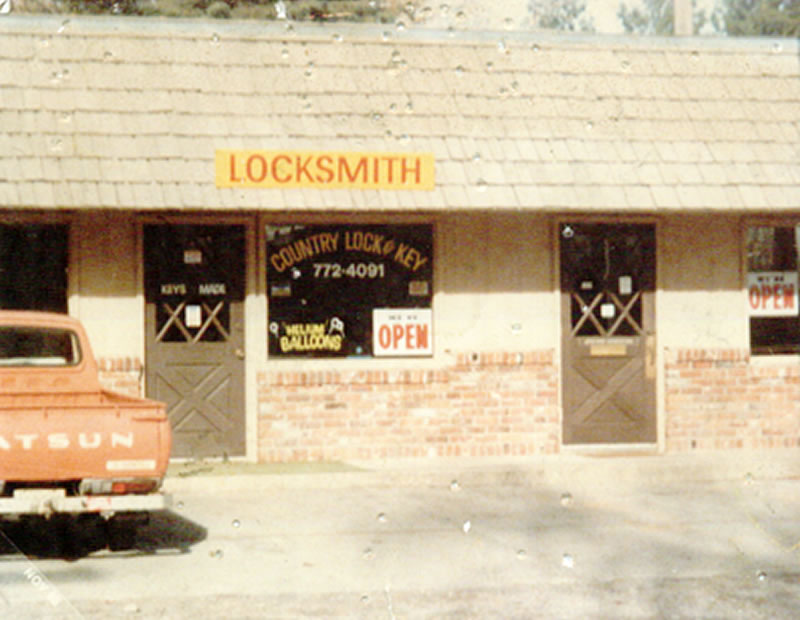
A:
[560,223,656,444]
[144,225,246,459]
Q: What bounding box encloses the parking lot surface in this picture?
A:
[2,451,800,618]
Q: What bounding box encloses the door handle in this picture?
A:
[235,348,245,360]
[645,334,656,379]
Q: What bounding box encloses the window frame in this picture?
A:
[265,222,435,360]
[744,219,800,357]
[0,326,82,367]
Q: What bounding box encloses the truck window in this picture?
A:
[0,327,82,367]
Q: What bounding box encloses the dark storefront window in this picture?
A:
[747,226,800,355]
[0,225,68,313]
[266,224,433,358]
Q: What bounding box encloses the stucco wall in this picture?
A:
[437,213,556,354]
[659,215,747,351]
[439,213,751,356]
[64,212,761,376]
[70,212,143,367]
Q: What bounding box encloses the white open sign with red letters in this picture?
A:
[747,271,798,317]
[373,309,433,357]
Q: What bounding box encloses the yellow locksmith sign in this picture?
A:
[215,150,435,190]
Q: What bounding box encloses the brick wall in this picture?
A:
[257,350,559,462]
[665,349,800,451]
[97,357,143,398]
[92,348,800,459]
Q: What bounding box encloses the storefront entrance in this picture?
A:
[144,224,246,459]
[560,223,657,444]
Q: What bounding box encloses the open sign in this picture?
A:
[747,272,798,317]
[373,309,433,357]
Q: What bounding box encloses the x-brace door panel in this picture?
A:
[144,224,246,459]
[560,223,656,444]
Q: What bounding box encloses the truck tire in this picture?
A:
[65,514,107,559]
[107,512,148,552]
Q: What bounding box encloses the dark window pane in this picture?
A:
[0,327,81,366]
[266,224,433,358]
[747,226,800,355]
[0,225,68,313]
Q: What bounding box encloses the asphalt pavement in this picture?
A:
[2,449,800,619]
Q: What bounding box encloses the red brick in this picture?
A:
[666,348,800,453]
[257,349,559,462]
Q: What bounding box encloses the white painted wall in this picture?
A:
[70,213,143,361]
[66,211,750,364]
[438,213,748,355]
[658,215,747,350]
[437,213,557,353]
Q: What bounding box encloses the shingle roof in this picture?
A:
[1,15,798,212]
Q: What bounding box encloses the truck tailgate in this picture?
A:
[0,392,170,482]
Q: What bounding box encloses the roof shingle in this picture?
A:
[1,15,798,212]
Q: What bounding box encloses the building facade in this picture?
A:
[1,16,799,461]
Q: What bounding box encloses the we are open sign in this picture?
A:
[747,272,798,317]
[373,309,433,357]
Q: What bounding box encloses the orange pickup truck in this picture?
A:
[0,311,171,554]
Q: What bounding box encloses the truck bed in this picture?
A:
[0,389,171,485]
[0,389,165,409]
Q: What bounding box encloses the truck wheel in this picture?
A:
[70,514,107,558]
[107,513,146,552]
[21,515,64,558]
[53,514,106,561]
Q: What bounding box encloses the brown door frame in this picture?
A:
[556,216,661,451]
[138,215,257,461]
